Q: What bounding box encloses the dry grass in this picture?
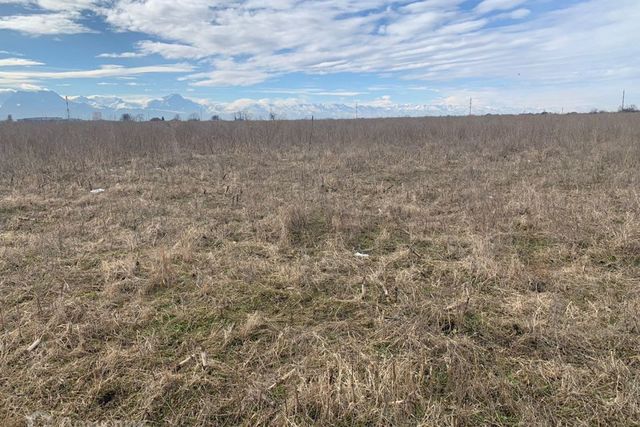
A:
[0,114,639,425]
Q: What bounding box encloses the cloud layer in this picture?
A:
[3,1,638,86]
[0,0,639,112]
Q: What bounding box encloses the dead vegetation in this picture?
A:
[0,114,639,425]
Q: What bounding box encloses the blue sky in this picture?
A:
[0,0,639,112]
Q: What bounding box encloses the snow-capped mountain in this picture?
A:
[70,95,138,111]
[0,89,505,121]
[0,90,94,119]
[0,90,207,120]
[146,94,205,115]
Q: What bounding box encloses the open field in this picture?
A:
[0,115,639,425]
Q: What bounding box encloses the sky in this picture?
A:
[0,0,639,112]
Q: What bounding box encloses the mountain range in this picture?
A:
[0,89,505,121]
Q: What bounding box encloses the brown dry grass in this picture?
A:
[0,115,639,425]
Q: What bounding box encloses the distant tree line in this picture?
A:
[619,105,638,113]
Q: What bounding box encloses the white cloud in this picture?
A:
[1,0,639,111]
[0,64,194,82]
[136,41,207,59]
[315,91,362,97]
[97,52,146,59]
[0,12,92,34]
[493,8,530,20]
[383,10,449,37]
[365,95,393,107]
[0,0,96,10]
[475,0,527,15]
[97,41,207,60]
[0,1,100,35]
[0,80,44,90]
[88,0,639,88]
[32,0,96,11]
[258,88,364,97]
[0,58,43,66]
[184,63,270,87]
[17,82,45,91]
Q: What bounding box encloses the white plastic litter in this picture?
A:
[354,252,370,258]
[90,188,105,194]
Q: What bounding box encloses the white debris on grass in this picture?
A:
[354,252,370,258]
[27,337,42,352]
[90,188,105,194]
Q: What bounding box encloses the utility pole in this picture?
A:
[355,102,358,119]
[469,97,472,116]
[622,89,626,111]
[308,115,314,151]
[65,96,70,120]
